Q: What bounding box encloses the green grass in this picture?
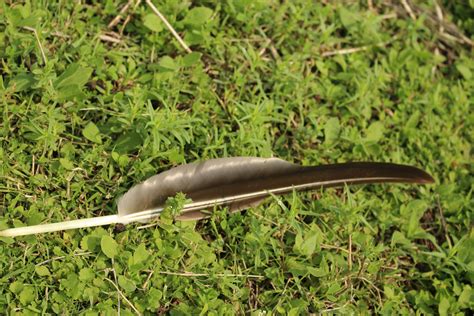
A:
[0,0,473,314]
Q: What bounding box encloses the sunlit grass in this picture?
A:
[0,0,472,314]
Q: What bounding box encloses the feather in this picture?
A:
[119,157,433,220]
[0,157,434,237]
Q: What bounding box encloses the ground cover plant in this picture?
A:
[0,0,472,314]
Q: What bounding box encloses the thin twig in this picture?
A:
[22,26,48,65]
[142,270,154,290]
[36,251,92,266]
[434,0,444,33]
[257,28,280,60]
[432,1,443,75]
[367,0,373,10]
[157,270,264,278]
[136,218,162,229]
[99,33,122,44]
[456,32,474,47]
[380,12,398,20]
[111,259,121,316]
[436,195,451,248]
[348,234,352,271]
[120,14,132,35]
[145,0,192,53]
[355,256,367,280]
[108,0,134,29]
[401,0,417,20]
[31,155,35,176]
[432,47,440,75]
[50,31,70,38]
[274,278,292,310]
[439,32,467,44]
[357,276,383,305]
[322,36,397,57]
[322,46,367,57]
[105,278,141,316]
[387,0,473,47]
[320,301,351,314]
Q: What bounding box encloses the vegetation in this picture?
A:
[0,0,472,314]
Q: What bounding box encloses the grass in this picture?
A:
[0,0,472,314]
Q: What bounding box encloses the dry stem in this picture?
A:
[145,0,192,53]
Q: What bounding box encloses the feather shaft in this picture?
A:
[0,215,120,237]
[0,210,170,237]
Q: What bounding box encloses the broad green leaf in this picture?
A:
[315,60,328,77]
[143,14,163,32]
[118,275,136,293]
[0,236,14,245]
[384,285,395,299]
[455,231,474,264]
[79,268,95,281]
[111,151,130,168]
[324,117,340,145]
[326,283,341,295]
[61,274,82,299]
[391,231,411,247]
[6,5,44,28]
[19,286,35,305]
[158,56,179,72]
[8,73,36,92]
[167,148,185,164]
[101,235,118,259]
[405,200,428,238]
[9,281,23,294]
[59,157,74,170]
[365,121,385,142]
[81,235,102,252]
[288,300,308,316]
[182,52,202,67]
[114,131,143,154]
[184,31,205,45]
[83,287,100,303]
[285,258,308,276]
[339,7,357,28]
[133,243,149,265]
[147,288,163,309]
[54,63,92,89]
[82,122,102,144]
[438,297,450,316]
[307,266,328,277]
[56,85,86,101]
[27,211,44,225]
[294,232,319,257]
[456,64,472,80]
[458,286,473,308]
[35,266,51,277]
[53,63,92,101]
[183,7,213,26]
[405,111,420,129]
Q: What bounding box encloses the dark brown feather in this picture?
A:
[118,157,434,220]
